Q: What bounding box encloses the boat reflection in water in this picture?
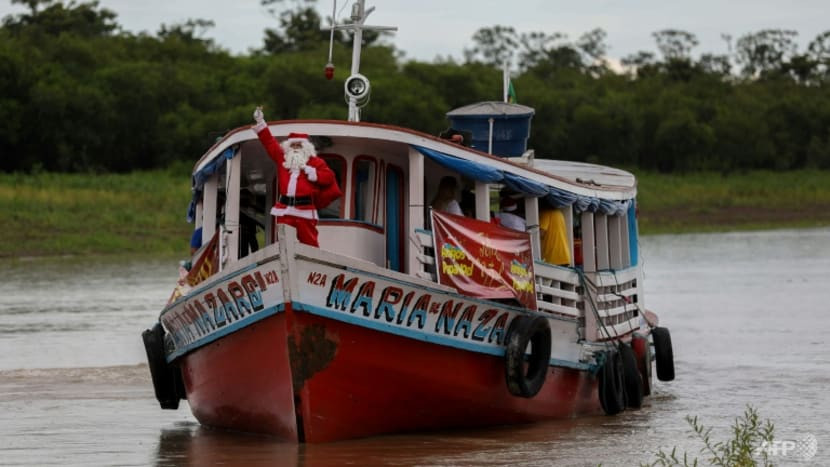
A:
[151,410,652,466]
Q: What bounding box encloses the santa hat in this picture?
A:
[287,132,310,140]
[500,196,518,212]
[282,132,315,152]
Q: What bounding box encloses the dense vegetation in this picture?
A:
[1,0,830,174]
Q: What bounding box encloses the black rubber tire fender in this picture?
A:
[631,334,652,396]
[619,343,644,409]
[142,322,182,410]
[652,326,675,382]
[504,315,552,398]
[598,349,625,415]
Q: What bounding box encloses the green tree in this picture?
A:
[735,29,798,78]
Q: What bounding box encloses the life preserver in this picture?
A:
[142,322,185,410]
[652,326,675,382]
[619,343,644,409]
[598,349,625,415]
[631,334,652,396]
[504,315,552,398]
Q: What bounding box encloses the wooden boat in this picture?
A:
[142,0,675,443]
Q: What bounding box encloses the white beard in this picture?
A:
[281,140,315,171]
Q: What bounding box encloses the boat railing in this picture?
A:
[533,262,582,319]
[582,267,641,341]
[410,228,438,281]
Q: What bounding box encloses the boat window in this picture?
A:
[352,156,377,224]
[319,154,346,219]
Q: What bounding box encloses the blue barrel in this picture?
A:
[446,102,534,157]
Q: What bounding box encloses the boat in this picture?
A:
[142,0,675,443]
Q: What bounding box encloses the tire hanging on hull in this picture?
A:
[652,326,675,382]
[598,349,625,415]
[619,343,644,409]
[504,315,552,398]
[142,322,185,410]
[631,334,652,396]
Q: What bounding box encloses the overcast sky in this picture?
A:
[1,0,828,63]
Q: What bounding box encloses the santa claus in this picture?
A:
[252,106,342,247]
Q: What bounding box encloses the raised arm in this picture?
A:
[252,106,284,166]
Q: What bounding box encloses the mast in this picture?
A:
[324,0,396,122]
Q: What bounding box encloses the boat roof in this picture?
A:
[446,101,535,117]
[531,160,636,191]
[193,119,636,201]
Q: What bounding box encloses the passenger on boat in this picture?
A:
[439,127,472,146]
[430,175,463,216]
[539,208,571,266]
[495,193,526,231]
[460,188,476,218]
[252,107,342,247]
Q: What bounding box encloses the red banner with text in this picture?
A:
[431,210,537,310]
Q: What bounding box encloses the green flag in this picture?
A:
[507,80,517,104]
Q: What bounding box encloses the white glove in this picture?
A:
[252,106,267,132]
[303,165,318,182]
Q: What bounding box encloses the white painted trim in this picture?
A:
[193,122,636,201]
[581,212,596,273]
[475,180,490,222]
[608,215,623,270]
[407,147,424,276]
[564,207,574,267]
[595,214,609,271]
[202,175,218,245]
[225,154,241,264]
[525,197,541,261]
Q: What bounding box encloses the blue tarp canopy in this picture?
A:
[186,147,236,222]
[412,145,631,214]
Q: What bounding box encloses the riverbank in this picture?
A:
[1,169,829,258]
[634,169,830,233]
[0,169,192,258]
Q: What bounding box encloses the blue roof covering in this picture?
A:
[412,145,631,214]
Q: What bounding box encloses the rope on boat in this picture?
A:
[576,269,620,354]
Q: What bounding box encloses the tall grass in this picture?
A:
[634,169,830,233]
[0,169,192,258]
[1,169,829,258]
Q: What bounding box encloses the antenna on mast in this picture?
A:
[322,0,397,122]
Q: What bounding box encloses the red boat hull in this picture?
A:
[180,313,299,441]
[179,304,601,443]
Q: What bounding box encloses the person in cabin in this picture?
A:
[238,188,262,257]
[539,208,572,266]
[439,128,472,147]
[252,106,342,247]
[495,192,526,231]
[430,175,464,216]
[460,187,476,218]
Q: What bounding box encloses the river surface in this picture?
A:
[1,228,828,466]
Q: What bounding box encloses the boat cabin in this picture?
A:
[186,104,642,342]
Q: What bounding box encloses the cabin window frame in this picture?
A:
[350,155,381,228]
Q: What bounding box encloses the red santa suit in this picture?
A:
[255,126,341,247]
